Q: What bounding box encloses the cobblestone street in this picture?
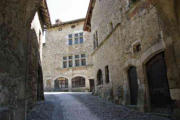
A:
[27,92,173,120]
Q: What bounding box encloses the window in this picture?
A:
[54,77,68,89]
[97,69,103,85]
[74,34,79,44]
[93,31,99,49]
[72,77,85,88]
[79,32,84,43]
[68,32,84,45]
[105,66,110,83]
[93,35,96,49]
[68,34,73,45]
[96,31,99,47]
[68,56,73,67]
[81,54,86,66]
[75,55,80,66]
[63,57,67,68]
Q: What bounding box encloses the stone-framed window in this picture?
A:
[74,33,79,44]
[68,56,73,67]
[72,77,85,88]
[68,32,84,45]
[75,55,80,67]
[105,65,110,83]
[81,54,86,66]
[62,54,87,68]
[68,34,73,45]
[63,56,67,68]
[79,32,84,44]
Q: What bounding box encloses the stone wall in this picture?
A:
[90,0,180,114]
[0,0,44,120]
[42,20,94,92]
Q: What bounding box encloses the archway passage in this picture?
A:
[54,77,68,90]
[146,52,172,109]
[72,76,85,88]
[128,66,138,105]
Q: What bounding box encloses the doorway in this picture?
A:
[146,52,171,109]
[89,79,95,92]
[128,66,138,105]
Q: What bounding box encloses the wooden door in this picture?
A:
[146,52,171,108]
[128,66,138,105]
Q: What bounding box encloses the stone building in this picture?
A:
[84,0,180,116]
[0,0,51,119]
[42,18,94,92]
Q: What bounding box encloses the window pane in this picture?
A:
[81,54,86,58]
[75,33,78,37]
[80,37,84,43]
[68,39,72,45]
[68,34,72,38]
[75,38,78,44]
[75,60,80,66]
[69,56,72,59]
[63,61,67,68]
[63,57,67,60]
[75,55,79,59]
[69,60,73,67]
[79,32,83,36]
[81,59,86,66]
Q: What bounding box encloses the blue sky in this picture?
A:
[47,0,90,24]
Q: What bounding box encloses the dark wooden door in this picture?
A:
[146,52,171,108]
[89,79,95,92]
[128,66,138,105]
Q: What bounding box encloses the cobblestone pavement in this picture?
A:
[27,92,173,120]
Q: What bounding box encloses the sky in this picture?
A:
[47,0,90,24]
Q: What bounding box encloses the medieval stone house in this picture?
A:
[42,19,94,92]
[84,0,180,113]
[0,0,51,119]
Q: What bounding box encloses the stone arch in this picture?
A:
[71,76,86,88]
[145,52,172,110]
[54,77,69,90]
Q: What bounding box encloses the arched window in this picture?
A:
[72,76,85,88]
[97,69,103,85]
[54,77,68,89]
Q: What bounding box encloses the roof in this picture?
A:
[50,18,86,28]
[83,0,96,32]
[39,0,51,28]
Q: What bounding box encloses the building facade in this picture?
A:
[42,19,94,92]
[84,0,180,114]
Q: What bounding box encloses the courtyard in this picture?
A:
[27,92,172,120]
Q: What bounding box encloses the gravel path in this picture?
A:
[27,92,173,120]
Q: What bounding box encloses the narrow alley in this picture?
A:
[27,92,172,120]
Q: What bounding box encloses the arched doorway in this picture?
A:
[146,52,171,109]
[128,66,138,105]
[97,69,103,85]
[54,77,68,90]
[72,76,85,88]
